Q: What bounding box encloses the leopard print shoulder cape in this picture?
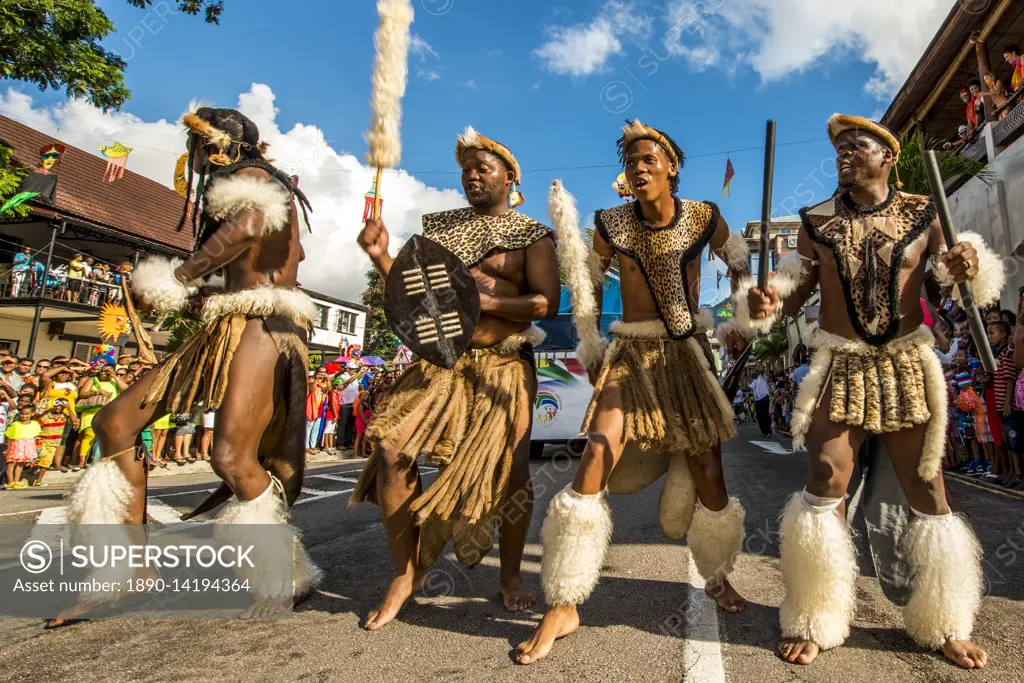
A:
[799,187,936,345]
[595,198,719,340]
[421,207,552,268]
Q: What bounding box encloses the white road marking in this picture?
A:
[681,558,727,683]
[293,488,352,507]
[146,488,216,499]
[307,474,361,484]
[750,440,791,455]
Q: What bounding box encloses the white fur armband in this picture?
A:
[733,252,806,334]
[204,175,292,234]
[131,256,197,313]
[550,180,609,368]
[714,317,755,347]
[717,231,750,272]
[933,231,1006,309]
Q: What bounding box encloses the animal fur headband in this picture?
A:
[827,113,901,162]
[620,119,681,167]
[182,112,269,166]
[454,126,522,185]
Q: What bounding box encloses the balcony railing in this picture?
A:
[0,270,127,308]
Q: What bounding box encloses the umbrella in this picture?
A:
[361,356,386,366]
[333,356,352,363]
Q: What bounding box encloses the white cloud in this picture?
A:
[0,84,466,301]
[663,0,952,99]
[534,0,653,76]
[488,49,504,59]
[460,79,477,89]
[410,34,443,82]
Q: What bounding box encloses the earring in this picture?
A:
[507,183,524,208]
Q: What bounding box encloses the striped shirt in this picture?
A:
[994,345,1017,411]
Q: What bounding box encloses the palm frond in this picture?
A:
[893,131,993,196]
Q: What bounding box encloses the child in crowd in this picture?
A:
[950,348,985,474]
[353,389,372,459]
[991,320,1024,488]
[4,405,41,490]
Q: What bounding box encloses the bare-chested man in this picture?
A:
[49,107,322,627]
[352,127,560,630]
[517,119,753,665]
[740,114,1001,669]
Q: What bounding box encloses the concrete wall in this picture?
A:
[0,315,74,358]
[948,129,1024,311]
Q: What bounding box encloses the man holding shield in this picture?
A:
[352,127,560,630]
[740,114,1001,668]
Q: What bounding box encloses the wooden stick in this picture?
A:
[373,166,383,221]
[923,150,996,373]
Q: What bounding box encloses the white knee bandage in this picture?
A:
[540,486,613,606]
[902,510,982,649]
[687,497,745,584]
[779,491,858,650]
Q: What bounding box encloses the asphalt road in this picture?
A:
[0,425,1022,683]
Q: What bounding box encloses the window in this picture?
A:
[313,304,329,329]
[335,311,356,334]
[0,339,18,355]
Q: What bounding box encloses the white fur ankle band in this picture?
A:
[539,486,613,606]
[688,497,745,582]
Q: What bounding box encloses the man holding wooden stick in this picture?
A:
[352,128,560,629]
[739,114,1003,669]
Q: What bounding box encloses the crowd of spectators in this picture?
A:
[1,246,132,307]
[0,352,218,489]
[304,361,405,458]
[936,287,1024,490]
[944,44,1024,151]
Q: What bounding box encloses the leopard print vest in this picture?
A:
[421,207,552,268]
[595,198,719,340]
[800,188,936,345]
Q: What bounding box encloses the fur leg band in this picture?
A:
[779,491,858,650]
[540,486,613,605]
[733,252,806,334]
[688,497,745,584]
[65,458,135,525]
[902,510,982,650]
[214,478,323,599]
[132,256,196,313]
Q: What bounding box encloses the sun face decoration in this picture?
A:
[98,303,132,342]
[173,153,191,197]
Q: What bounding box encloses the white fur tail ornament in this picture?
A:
[364,0,415,220]
[549,180,608,369]
[540,486,613,605]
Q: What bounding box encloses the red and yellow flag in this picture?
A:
[722,158,735,198]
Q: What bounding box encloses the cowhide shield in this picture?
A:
[384,235,480,369]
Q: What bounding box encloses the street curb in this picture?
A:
[945,471,1024,500]
[31,449,360,487]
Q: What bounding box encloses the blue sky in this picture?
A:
[1,0,954,302]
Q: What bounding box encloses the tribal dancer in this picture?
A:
[517,120,753,665]
[49,107,322,626]
[352,127,560,629]
[740,114,1001,668]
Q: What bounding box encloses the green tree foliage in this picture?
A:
[361,267,399,358]
[751,331,788,367]
[0,145,30,218]
[161,309,202,354]
[892,130,992,196]
[0,1,223,111]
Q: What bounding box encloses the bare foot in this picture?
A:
[706,577,746,613]
[239,597,290,620]
[778,638,820,665]
[363,569,425,631]
[500,572,536,613]
[941,639,987,669]
[515,603,580,665]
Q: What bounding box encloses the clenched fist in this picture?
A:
[358,218,390,262]
[747,286,779,322]
[940,241,979,284]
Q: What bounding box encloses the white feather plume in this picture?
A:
[365,0,414,169]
